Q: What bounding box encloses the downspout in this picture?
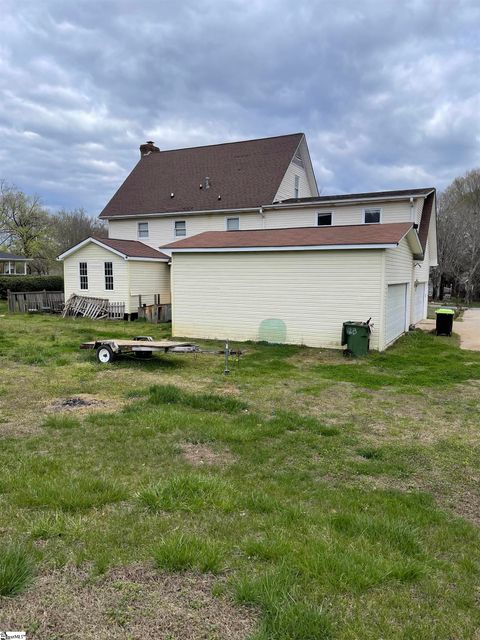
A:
[410,197,415,222]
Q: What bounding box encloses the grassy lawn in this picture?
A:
[0,301,479,638]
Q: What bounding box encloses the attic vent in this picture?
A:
[292,153,304,168]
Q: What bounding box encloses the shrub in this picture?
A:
[0,275,64,299]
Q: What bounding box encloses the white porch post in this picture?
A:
[24,262,27,275]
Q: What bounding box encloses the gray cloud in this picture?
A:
[0,0,479,213]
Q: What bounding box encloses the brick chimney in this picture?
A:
[139,141,160,156]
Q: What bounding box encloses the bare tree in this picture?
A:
[52,208,107,255]
[435,169,480,303]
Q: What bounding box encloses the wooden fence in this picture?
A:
[7,290,64,313]
[108,302,125,320]
[137,293,171,323]
[7,290,124,320]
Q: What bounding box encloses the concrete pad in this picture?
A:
[454,308,480,351]
[415,310,480,351]
[415,318,435,332]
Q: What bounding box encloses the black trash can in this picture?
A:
[435,308,455,336]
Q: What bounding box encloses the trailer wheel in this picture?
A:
[96,345,115,364]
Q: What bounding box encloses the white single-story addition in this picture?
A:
[163,222,426,351]
[59,133,438,349]
[58,237,170,315]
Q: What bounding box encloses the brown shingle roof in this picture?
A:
[162,222,413,250]
[92,237,169,260]
[99,133,304,219]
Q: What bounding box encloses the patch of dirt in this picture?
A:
[48,394,122,414]
[0,565,258,639]
[181,442,235,468]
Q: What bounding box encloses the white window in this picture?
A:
[104,262,114,290]
[79,262,88,290]
[138,222,149,238]
[294,174,300,198]
[175,220,186,237]
[317,212,333,226]
[363,208,381,224]
[226,217,240,231]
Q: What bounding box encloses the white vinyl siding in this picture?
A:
[413,282,427,324]
[171,250,383,350]
[129,260,171,307]
[64,243,129,308]
[109,213,262,249]
[108,200,422,248]
[382,236,417,346]
[274,161,314,202]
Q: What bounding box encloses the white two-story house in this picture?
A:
[59,133,437,350]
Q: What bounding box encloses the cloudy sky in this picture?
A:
[0,0,479,215]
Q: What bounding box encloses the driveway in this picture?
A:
[454,308,480,351]
[416,308,480,351]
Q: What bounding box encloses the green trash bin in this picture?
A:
[435,308,455,336]
[341,320,372,356]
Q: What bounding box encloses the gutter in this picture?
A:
[167,243,400,254]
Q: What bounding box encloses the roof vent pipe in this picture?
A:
[205,177,211,189]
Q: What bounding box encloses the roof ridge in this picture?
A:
[149,132,304,155]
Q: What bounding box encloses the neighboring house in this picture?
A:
[0,251,30,275]
[59,133,438,350]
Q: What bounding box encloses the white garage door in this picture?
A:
[386,284,407,345]
[413,283,426,324]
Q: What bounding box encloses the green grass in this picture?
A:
[138,473,235,512]
[42,414,81,429]
[153,532,224,573]
[0,545,34,596]
[0,302,479,638]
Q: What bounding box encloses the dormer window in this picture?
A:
[363,208,381,224]
[294,175,300,198]
[317,212,333,226]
